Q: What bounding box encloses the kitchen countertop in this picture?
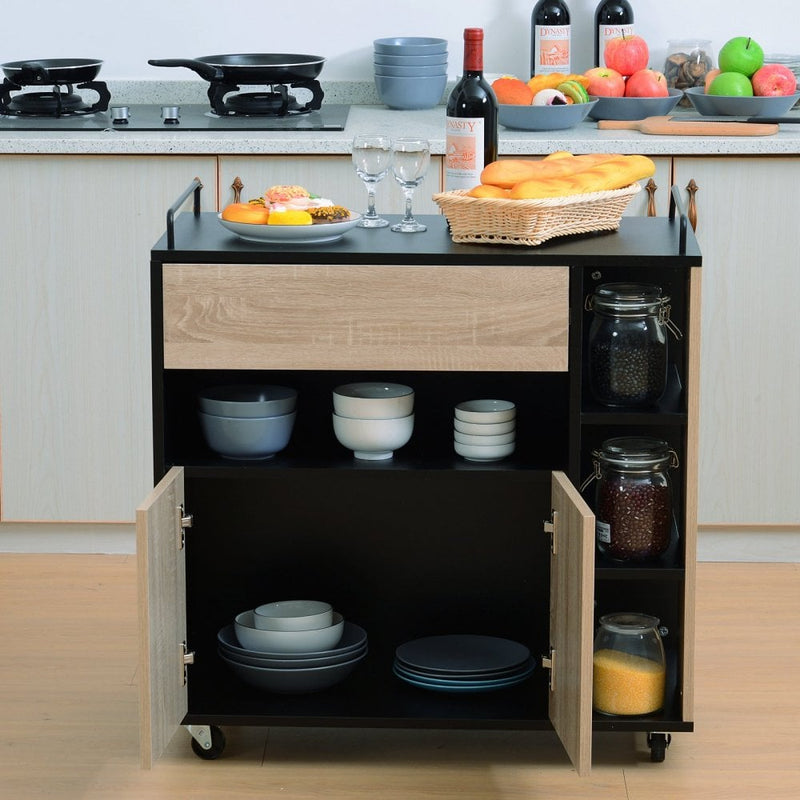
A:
[2,81,800,156]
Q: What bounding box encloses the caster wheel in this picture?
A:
[647,732,671,763]
[191,725,226,760]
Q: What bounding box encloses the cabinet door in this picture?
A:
[548,471,595,777]
[136,467,187,769]
[218,155,444,215]
[673,157,800,525]
[0,155,217,522]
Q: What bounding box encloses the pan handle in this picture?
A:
[14,61,51,84]
[148,59,224,82]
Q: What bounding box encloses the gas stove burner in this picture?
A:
[0,78,111,117]
[208,79,324,116]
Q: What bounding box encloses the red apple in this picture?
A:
[604,34,650,77]
[752,63,798,96]
[624,69,670,98]
[584,67,626,97]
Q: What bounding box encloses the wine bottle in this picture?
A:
[595,0,635,68]
[445,28,498,192]
[531,0,571,76]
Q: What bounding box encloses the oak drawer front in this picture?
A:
[162,264,569,372]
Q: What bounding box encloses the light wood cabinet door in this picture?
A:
[218,155,444,216]
[0,155,217,522]
[673,156,800,525]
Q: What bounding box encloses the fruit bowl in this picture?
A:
[498,100,598,131]
[588,89,683,120]
[683,87,800,117]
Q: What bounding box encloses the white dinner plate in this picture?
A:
[218,212,362,244]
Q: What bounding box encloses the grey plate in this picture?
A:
[498,100,597,131]
[588,89,682,120]
[219,621,367,660]
[219,642,367,669]
[393,660,534,693]
[395,635,530,675]
[683,87,800,117]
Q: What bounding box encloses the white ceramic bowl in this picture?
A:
[198,410,296,459]
[235,610,344,653]
[374,73,448,110]
[454,440,516,462]
[332,412,414,460]
[454,399,516,424]
[253,600,333,631]
[333,382,414,419]
[453,430,516,446]
[453,418,516,436]
[373,37,448,55]
[198,384,297,418]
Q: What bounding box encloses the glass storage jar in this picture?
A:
[587,436,678,561]
[663,39,715,106]
[587,282,677,407]
[593,612,666,715]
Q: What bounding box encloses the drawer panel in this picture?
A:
[162,264,569,372]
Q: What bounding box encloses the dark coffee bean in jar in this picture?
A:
[592,437,677,561]
[587,282,671,407]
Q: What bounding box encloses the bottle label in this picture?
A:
[445,116,486,191]
[596,520,612,544]
[533,24,571,74]
[599,24,634,65]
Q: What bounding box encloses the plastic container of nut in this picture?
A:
[586,437,679,562]
[664,39,715,107]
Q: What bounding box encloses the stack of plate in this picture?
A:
[393,634,534,693]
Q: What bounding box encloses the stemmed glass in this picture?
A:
[390,138,431,233]
[352,134,393,228]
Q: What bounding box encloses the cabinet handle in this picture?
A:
[645,178,657,217]
[232,175,244,204]
[686,179,699,231]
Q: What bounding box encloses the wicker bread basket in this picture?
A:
[433,183,642,246]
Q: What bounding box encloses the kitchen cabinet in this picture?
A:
[672,156,800,525]
[218,155,444,216]
[0,155,217,523]
[138,189,701,774]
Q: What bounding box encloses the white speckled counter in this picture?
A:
[2,81,800,156]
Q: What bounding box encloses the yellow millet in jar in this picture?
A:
[593,649,665,715]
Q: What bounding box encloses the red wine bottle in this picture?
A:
[531,0,571,76]
[595,0,635,68]
[445,28,498,192]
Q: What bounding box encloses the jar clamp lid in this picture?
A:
[586,282,683,338]
[581,436,679,490]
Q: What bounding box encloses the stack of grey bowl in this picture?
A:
[373,37,448,109]
[197,384,297,460]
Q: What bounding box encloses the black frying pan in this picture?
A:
[2,58,103,85]
[147,53,325,84]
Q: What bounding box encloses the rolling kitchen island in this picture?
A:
[138,183,701,776]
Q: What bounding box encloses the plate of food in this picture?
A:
[218,184,361,244]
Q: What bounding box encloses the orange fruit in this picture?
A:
[491,76,534,105]
[221,203,270,224]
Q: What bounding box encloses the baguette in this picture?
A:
[480,153,621,189]
[509,155,656,199]
[466,184,511,199]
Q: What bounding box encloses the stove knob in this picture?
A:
[161,105,181,124]
[110,106,130,124]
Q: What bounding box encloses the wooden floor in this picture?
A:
[1,555,798,799]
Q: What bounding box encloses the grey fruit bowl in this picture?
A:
[498,100,598,131]
[588,89,683,120]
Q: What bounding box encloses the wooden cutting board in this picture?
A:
[596,115,779,136]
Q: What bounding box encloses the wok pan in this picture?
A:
[147,54,325,84]
[2,58,103,85]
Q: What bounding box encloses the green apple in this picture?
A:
[718,37,764,76]
[708,71,754,97]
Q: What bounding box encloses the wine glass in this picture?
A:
[390,137,431,233]
[352,134,393,228]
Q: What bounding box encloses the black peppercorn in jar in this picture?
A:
[587,283,680,407]
[587,437,678,561]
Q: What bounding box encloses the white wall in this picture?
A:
[4,1,796,82]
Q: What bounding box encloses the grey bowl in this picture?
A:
[588,89,683,120]
[373,52,449,67]
[197,384,297,418]
[498,100,598,131]
[225,619,368,660]
[198,410,295,459]
[683,87,800,117]
[374,73,448,110]
[373,37,448,56]
[374,63,448,78]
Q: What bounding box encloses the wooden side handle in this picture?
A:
[645,178,657,217]
[686,179,699,231]
[232,176,244,204]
